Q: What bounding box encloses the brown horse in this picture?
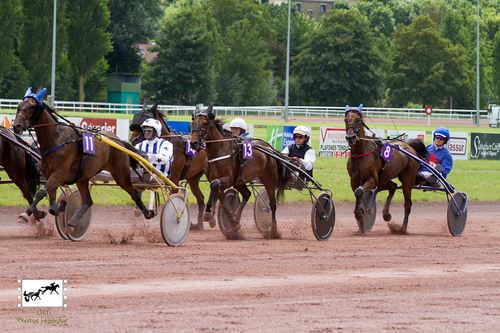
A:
[344,104,427,233]
[189,103,291,239]
[0,126,46,221]
[12,93,155,234]
[129,100,208,229]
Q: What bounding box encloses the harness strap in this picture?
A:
[207,154,232,163]
[349,151,374,158]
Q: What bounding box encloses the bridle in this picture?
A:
[345,111,363,145]
[191,113,211,144]
[16,97,44,130]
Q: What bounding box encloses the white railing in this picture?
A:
[0,98,488,120]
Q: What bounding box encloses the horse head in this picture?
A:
[190,102,214,151]
[130,100,161,145]
[13,87,47,135]
[344,104,364,146]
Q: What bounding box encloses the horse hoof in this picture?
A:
[355,186,364,198]
[357,228,365,234]
[17,213,29,224]
[146,210,156,219]
[36,211,47,221]
[209,218,216,228]
[203,211,213,222]
[64,226,73,234]
[383,213,392,222]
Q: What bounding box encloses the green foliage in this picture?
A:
[142,1,217,105]
[295,9,384,106]
[0,0,19,81]
[19,0,66,91]
[390,16,474,108]
[105,0,163,74]
[0,55,31,99]
[67,0,112,102]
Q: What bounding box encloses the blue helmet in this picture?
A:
[434,127,450,142]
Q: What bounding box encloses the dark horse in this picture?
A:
[12,89,155,234]
[345,104,428,233]
[0,126,46,222]
[189,103,291,239]
[129,100,208,229]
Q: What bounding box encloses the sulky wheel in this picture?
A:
[311,192,335,241]
[160,193,190,246]
[55,193,69,240]
[60,189,93,241]
[217,188,241,234]
[447,192,467,237]
[358,190,376,232]
[253,188,272,234]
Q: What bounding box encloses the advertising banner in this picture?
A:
[167,121,191,134]
[319,127,349,158]
[445,132,468,161]
[266,125,310,151]
[470,133,500,160]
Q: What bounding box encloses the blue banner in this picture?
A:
[167,121,191,134]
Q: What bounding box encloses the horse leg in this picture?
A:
[232,184,251,224]
[186,170,205,229]
[381,181,397,222]
[401,183,413,229]
[215,191,241,238]
[113,170,155,219]
[351,177,377,233]
[65,181,93,233]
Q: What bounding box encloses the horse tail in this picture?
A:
[24,151,41,197]
[407,138,428,160]
[275,161,292,203]
[122,141,149,170]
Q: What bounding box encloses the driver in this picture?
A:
[417,126,453,185]
[229,118,247,137]
[282,126,315,186]
[133,119,174,181]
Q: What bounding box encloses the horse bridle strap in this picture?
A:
[349,151,374,158]
[207,154,232,163]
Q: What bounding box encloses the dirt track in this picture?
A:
[1,200,500,332]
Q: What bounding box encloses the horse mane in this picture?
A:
[42,103,60,123]
[211,118,231,138]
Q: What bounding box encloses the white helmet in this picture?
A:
[293,126,310,137]
[141,119,162,137]
[230,118,247,131]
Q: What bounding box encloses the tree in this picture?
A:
[0,1,19,81]
[19,0,66,91]
[106,0,163,74]
[217,19,276,105]
[67,0,112,102]
[0,56,31,99]
[389,16,473,108]
[420,0,448,27]
[295,9,384,106]
[142,2,217,105]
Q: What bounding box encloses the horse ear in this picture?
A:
[206,102,214,114]
[35,88,46,103]
[208,113,215,120]
[152,100,160,111]
[24,87,32,98]
[143,99,148,109]
[357,104,363,112]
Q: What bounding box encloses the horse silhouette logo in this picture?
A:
[41,282,60,295]
[19,279,66,308]
[23,289,43,302]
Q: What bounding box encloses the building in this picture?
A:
[269,0,338,21]
[133,43,158,62]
